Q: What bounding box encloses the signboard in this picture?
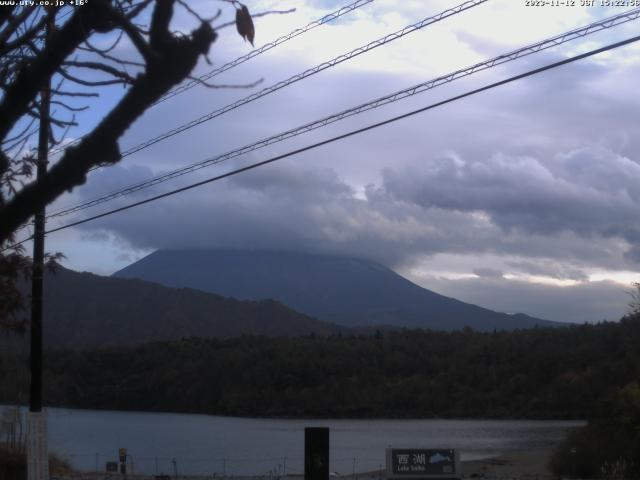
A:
[386,449,461,480]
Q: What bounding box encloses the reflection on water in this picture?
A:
[3,406,584,475]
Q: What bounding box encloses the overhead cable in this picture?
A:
[48,0,375,157]
[46,0,490,218]
[9,32,634,250]
[46,7,640,220]
[116,0,489,158]
[156,0,376,105]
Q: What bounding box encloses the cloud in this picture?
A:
[74,163,442,265]
[412,275,628,323]
[505,260,588,282]
[75,144,639,276]
[380,147,640,257]
[472,267,504,279]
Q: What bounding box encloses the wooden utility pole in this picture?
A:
[28,11,54,480]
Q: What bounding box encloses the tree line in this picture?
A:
[2,316,639,419]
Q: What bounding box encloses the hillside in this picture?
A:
[3,317,638,418]
[38,267,343,349]
[114,249,560,331]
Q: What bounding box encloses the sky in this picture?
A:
[23,0,640,323]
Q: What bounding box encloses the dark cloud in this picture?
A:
[75,147,637,276]
[380,147,640,255]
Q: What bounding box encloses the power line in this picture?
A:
[116,0,489,158]
[45,7,640,220]
[6,32,634,250]
[45,0,489,218]
[156,0,375,105]
[42,0,489,223]
[48,0,374,157]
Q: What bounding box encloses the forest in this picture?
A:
[550,381,640,478]
[1,316,639,419]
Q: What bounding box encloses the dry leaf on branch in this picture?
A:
[235,4,255,46]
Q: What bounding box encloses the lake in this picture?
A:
[4,407,583,476]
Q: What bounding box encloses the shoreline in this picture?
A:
[2,402,588,421]
[49,448,555,480]
[462,448,553,479]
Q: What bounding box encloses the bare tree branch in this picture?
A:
[81,30,125,55]
[0,1,116,143]
[0,10,52,56]
[50,100,89,112]
[2,116,37,146]
[63,60,137,84]
[0,7,35,51]
[0,0,218,242]
[50,89,99,98]
[1,1,283,331]
[58,67,131,87]
[78,44,145,67]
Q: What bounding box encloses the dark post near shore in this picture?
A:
[305,427,329,480]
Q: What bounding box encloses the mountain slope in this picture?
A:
[114,249,560,331]
[40,267,343,349]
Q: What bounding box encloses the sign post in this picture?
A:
[305,427,329,480]
[386,449,461,480]
[119,448,127,475]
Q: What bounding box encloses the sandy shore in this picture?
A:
[462,448,554,479]
[51,448,555,480]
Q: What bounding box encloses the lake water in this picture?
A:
[3,406,583,476]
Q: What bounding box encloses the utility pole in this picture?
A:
[28,11,53,480]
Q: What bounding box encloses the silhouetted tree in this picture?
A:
[0,0,262,329]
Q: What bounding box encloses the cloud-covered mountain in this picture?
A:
[47,2,640,325]
[113,249,561,331]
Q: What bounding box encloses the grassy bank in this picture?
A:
[0,443,73,480]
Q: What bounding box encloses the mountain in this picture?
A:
[113,249,561,331]
[39,267,343,349]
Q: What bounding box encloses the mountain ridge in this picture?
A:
[114,248,561,331]
[37,266,344,349]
